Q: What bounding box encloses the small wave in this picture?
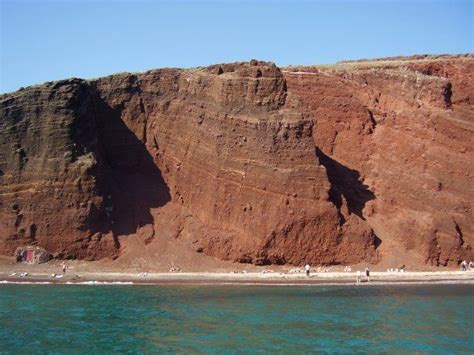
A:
[0,280,53,285]
[66,281,134,285]
[0,280,134,285]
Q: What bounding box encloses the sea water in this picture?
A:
[0,284,473,353]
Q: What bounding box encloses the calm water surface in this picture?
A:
[1,284,473,353]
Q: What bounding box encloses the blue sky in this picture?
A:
[1,0,472,93]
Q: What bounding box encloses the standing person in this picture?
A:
[365,267,370,282]
[62,263,67,274]
[356,270,361,285]
[305,264,311,277]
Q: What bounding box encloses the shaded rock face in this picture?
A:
[0,56,472,266]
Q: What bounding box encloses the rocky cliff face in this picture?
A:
[1,55,472,267]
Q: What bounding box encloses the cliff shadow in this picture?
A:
[316,148,375,220]
[87,94,171,237]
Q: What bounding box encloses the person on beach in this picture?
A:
[62,263,67,274]
[305,264,311,277]
[461,260,467,271]
[356,270,361,285]
[365,267,370,282]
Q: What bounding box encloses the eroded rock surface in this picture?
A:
[1,55,472,267]
[285,54,473,266]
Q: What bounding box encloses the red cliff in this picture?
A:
[1,55,472,268]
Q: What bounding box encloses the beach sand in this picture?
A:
[1,259,473,286]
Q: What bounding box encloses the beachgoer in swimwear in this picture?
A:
[365,267,370,282]
[305,264,311,277]
[356,270,361,285]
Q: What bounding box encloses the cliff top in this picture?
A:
[2,54,472,98]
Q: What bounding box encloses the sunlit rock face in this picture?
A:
[1,55,472,267]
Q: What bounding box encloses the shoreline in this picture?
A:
[2,280,474,287]
[1,271,473,286]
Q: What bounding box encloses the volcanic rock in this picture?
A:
[0,54,472,267]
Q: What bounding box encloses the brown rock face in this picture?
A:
[285,54,474,267]
[0,55,472,267]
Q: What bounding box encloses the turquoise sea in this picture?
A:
[1,284,473,353]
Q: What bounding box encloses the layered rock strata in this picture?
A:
[1,55,472,266]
